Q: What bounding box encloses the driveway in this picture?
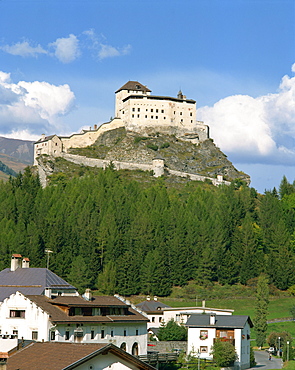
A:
[249,351,283,370]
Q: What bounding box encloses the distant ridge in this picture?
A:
[0,137,34,178]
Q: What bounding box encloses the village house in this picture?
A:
[5,342,156,370]
[186,313,253,370]
[0,291,148,356]
[0,254,78,303]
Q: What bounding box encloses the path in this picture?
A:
[249,351,283,370]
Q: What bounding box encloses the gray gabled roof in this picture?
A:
[115,81,152,94]
[0,267,76,302]
[136,300,170,313]
[185,314,253,329]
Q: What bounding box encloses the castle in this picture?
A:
[34,81,209,163]
[34,81,235,186]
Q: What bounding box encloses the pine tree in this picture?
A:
[253,274,269,348]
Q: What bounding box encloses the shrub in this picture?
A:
[211,340,237,367]
[147,144,158,151]
[160,142,170,149]
[134,136,148,144]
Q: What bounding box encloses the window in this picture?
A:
[156,109,158,113]
[65,330,70,340]
[91,330,95,339]
[200,330,208,340]
[111,330,114,337]
[124,330,127,337]
[50,331,55,340]
[120,342,126,351]
[132,108,135,112]
[161,110,164,113]
[180,112,182,115]
[132,342,139,356]
[145,115,147,118]
[151,109,153,112]
[159,317,162,323]
[200,346,208,353]
[101,329,105,339]
[138,108,140,112]
[13,330,18,338]
[155,116,158,119]
[9,310,25,318]
[137,114,140,118]
[32,331,38,341]
[132,114,134,118]
[151,116,153,119]
[136,329,139,336]
[151,317,155,323]
[190,112,192,116]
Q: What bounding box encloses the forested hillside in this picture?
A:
[0,167,294,296]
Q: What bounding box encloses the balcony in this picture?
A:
[214,338,235,346]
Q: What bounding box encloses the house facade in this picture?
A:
[0,292,148,356]
[186,314,253,370]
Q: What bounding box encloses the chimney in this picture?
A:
[154,296,158,301]
[44,288,52,298]
[22,257,30,268]
[84,289,92,301]
[202,300,206,308]
[0,359,7,370]
[11,254,22,271]
[210,313,216,325]
[94,124,97,130]
[146,295,150,301]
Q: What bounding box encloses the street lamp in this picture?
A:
[45,249,53,269]
[277,337,281,357]
[287,341,290,362]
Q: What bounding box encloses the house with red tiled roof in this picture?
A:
[0,291,148,356]
[6,342,156,370]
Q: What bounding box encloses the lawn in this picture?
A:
[160,297,295,321]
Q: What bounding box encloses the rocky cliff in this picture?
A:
[67,127,250,184]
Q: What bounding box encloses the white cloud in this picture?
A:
[198,65,295,166]
[0,72,75,137]
[49,34,80,63]
[98,43,131,60]
[0,41,47,57]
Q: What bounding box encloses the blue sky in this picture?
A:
[0,0,294,193]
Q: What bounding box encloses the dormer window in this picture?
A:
[136,85,141,89]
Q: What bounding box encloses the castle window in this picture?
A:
[164,117,166,120]
[174,111,176,114]
[155,116,158,119]
[191,120,193,123]
[156,109,158,113]
[122,111,124,114]
[180,112,183,115]
[132,114,134,118]
[190,112,193,116]
[151,116,153,119]
[145,115,147,118]
[151,109,153,112]
[132,108,135,111]
[137,114,140,118]
[161,110,164,113]
[138,108,140,112]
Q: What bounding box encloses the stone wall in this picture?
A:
[147,341,187,354]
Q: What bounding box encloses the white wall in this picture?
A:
[0,292,50,342]
[52,323,147,355]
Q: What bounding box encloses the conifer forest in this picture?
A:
[1,167,295,296]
